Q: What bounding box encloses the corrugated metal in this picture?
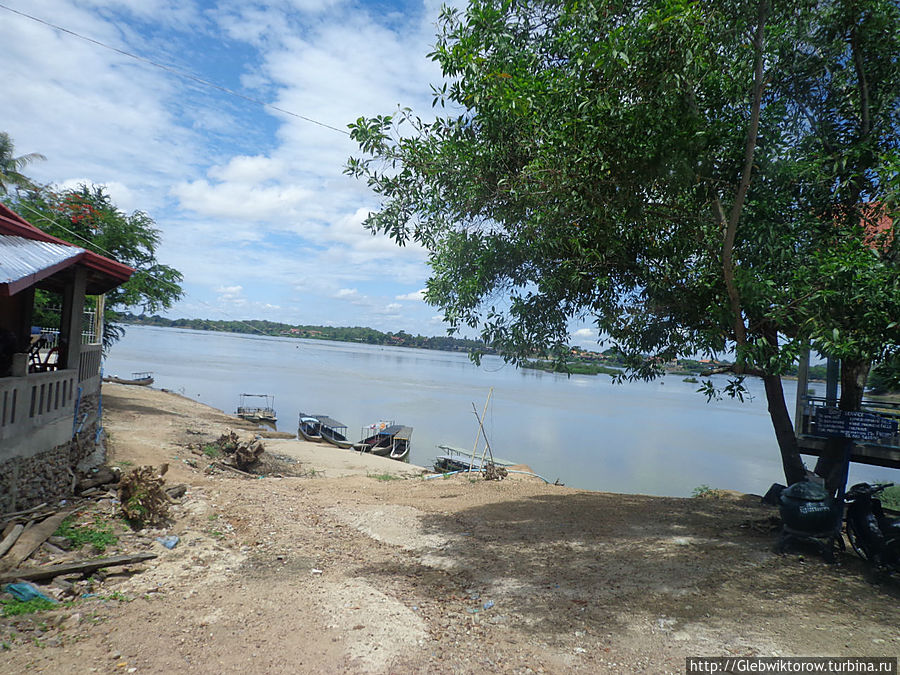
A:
[0,203,133,287]
[0,235,83,286]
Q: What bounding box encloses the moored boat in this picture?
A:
[433,445,516,473]
[316,415,353,449]
[236,393,277,423]
[298,414,323,442]
[352,420,395,453]
[386,425,412,461]
[354,422,412,461]
[103,371,154,386]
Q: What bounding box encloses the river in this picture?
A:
[103,325,894,497]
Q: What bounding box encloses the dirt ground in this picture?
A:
[2,384,899,674]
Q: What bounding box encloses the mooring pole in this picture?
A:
[469,387,493,472]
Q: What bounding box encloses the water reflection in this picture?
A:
[104,326,896,497]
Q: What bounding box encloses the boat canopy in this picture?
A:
[315,415,346,430]
[383,425,412,440]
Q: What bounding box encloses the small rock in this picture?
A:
[60,612,83,631]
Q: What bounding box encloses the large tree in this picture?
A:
[11,184,184,347]
[348,0,900,486]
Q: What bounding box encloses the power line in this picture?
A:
[0,2,349,136]
[12,198,274,338]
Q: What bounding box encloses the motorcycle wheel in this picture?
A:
[845,519,870,561]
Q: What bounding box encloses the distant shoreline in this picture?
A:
[120,319,832,383]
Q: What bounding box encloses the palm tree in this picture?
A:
[0,132,45,195]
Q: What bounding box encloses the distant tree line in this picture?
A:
[123,313,897,391]
[120,313,495,354]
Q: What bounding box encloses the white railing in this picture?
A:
[78,344,102,391]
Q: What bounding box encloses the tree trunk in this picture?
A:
[763,374,807,485]
[838,358,870,411]
[815,358,871,493]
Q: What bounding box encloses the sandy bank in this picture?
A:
[1,383,897,674]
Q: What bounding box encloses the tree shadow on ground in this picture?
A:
[353,489,900,649]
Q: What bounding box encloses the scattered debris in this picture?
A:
[189,430,303,477]
[76,467,120,494]
[483,463,508,481]
[0,525,24,558]
[0,553,158,585]
[118,465,171,527]
[0,510,73,573]
[3,582,56,603]
[165,484,188,500]
[234,437,265,471]
[155,535,180,549]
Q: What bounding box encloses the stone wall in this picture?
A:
[0,392,104,513]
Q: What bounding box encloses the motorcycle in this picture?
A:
[844,482,900,574]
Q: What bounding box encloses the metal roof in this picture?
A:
[0,203,133,292]
[314,415,346,429]
[386,425,412,441]
[0,235,84,296]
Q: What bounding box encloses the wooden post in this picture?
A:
[94,294,105,345]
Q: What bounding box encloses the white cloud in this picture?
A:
[2,0,455,337]
[396,289,426,301]
[216,285,244,299]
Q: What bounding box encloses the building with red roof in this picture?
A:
[0,202,133,512]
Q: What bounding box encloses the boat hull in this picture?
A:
[103,376,153,386]
[299,427,323,442]
[321,428,353,449]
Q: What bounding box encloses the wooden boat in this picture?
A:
[352,420,395,453]
[433,445,516,473]
[235,393,277,423]
[298,414,323,442]
[355,423,412,461]
[386,425,412,461]
[316,415,353,449]
[103,371,154,386]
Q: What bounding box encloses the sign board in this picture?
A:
[813,407,899,441]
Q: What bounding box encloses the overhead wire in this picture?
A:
[0,0,345,339]
[0,2,349,136]
[0,3,485,344]
[12,198,275,338]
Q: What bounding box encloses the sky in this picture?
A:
[1,0,601,347]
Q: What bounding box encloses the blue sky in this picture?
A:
[1,0,601,346]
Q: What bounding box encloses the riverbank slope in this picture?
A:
[2,384,897,673]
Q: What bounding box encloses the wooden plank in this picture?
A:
[0,510,72,572]
[0,552,158,584]
[0,524,25,558]
[212,461,254,478]
[1,503,48,520]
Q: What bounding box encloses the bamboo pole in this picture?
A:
[472,401,496,466]
[468,387,493,472]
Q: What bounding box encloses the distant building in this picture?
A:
[0,203,133,512]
